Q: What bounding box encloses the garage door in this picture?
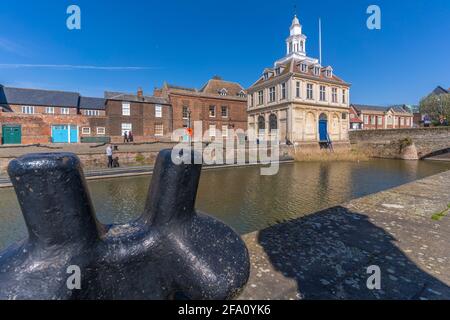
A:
[52,125,78,143]
[2,125,22,145]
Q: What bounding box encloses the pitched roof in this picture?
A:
[352,104,413,115]
[104,91,169,105]
[352,104,388,113]
[199,78,246,96]
[0,86,80,107]
[431,86,449,96]
[161,78,247,101]
[388,105,412,114]
[79,96,106,110]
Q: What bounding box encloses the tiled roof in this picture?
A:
[352,104,413,115]
[79,97,106,110]
[104,91,169,105]
[199,78,246,96]
[351,104,388,113]
[250,59,349,89]
[0,86,80,107]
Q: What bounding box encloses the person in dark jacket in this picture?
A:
[123,131,129,143]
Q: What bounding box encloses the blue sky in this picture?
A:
[0,0,449,105]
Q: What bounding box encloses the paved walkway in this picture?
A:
[0,142,175,158]
[239,170,450,300]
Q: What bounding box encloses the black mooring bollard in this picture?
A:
[0,150,250,300]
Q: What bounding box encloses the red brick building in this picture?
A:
[351,104,414,130]
[349,105,363,130]
[105,89,172,143]
[0,85,105,145]
[154,77,247,140]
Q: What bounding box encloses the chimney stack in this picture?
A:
[137,87,144,99]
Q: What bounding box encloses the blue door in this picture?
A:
[319,120,328,142]
[52,125,69,143]
[70,126,78,143]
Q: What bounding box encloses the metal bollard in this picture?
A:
[0,149,250,300]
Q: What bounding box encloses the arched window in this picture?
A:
[269,114,278,131]
[258,116,266,132]
[300,41,304,52]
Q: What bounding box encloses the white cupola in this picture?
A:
[285,15,307,57]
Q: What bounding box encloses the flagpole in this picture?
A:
[319,18,322,65]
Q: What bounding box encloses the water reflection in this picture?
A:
[0,160,449,250]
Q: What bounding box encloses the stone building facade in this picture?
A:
[105,89,172,143]
[247,15,351,148]
[154,77,247,140]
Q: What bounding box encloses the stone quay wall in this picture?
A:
[349,127,450,160]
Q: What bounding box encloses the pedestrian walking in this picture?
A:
[128,131,134,143]
[106,144,114,168]
[123,131,129,143]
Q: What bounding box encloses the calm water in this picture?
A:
[1,160,449,250]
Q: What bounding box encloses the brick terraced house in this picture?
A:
[105,88,172,143]
[78,96,108,142]
[351,104,414,130]
[0,85,103,145]
[154,76,247,140]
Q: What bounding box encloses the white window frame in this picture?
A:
[81,127,91,135]
[97,127,106,135]
[22,106,35,114]
[320,86,326,102]
[314,67,320,76]
[301,64,308,73]
[400,117,405,126]
[342,89,347,104]
[364,115,369,125]
[307,84,314,100]
[155,105,163,118]
[281,83,287,100]
[154,124,164,136]
[222,125,228,138]
[296,81,301,98]
[377,116,383,126]
[61,108,70,115]
[182,106,189,119]
[45,107,55,114]
[209,106,216,118]
[258,90,264,105]
[209,125,216,137]
[332,88,338,103]
[121,123,132,136]
[122,102,131,116]
[269,87,276,102]
[221,106,229,118]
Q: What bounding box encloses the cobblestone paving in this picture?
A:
[239,170,450,300]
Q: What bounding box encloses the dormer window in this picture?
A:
[314,67,321,76]
[275,67,281,76]
[238,90,246,98]
[219,88,228,96]
[300,63,308,73]
[263,73,269,80]
[325,67,333,78]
